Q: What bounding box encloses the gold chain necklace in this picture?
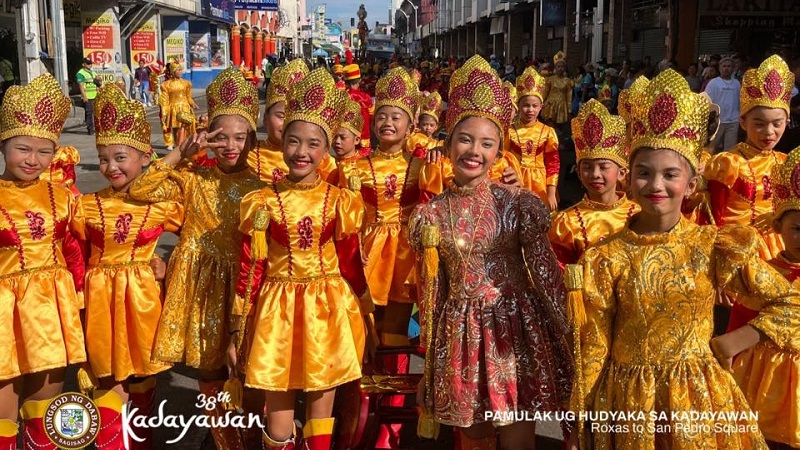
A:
[447,183,492,279]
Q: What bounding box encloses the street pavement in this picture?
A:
[5,90,566,449]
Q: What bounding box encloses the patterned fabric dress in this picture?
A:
[409,180,573,427]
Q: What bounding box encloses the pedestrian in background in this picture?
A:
[77,57,101,135]
[134,59,152,106]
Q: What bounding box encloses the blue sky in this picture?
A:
[308,0,394,28]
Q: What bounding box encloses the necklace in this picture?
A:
[446,182,492,282]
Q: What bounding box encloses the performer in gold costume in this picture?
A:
[158,63,198,151]
[542,51,573,128]
[0,74,86,450]
[565,69,800,450]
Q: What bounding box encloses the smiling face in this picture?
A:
[518,95,543,125]
[97,144,147,191]
[447,116,501,188]
[209,115,254,171]
[741,106,787,151]
[630,147,697,224]
[264,101,286,146]
[373,106,412,148]
[578,159,625,198]
[1,136,56,182]
[282,120,328,183]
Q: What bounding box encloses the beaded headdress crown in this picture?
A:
[284,68,346,145]
[206,67,260,130]
[446,55,513,136]
[266,59,309,111]
[515,66,546,102]
[374,67,419,121]
[740,54,794,117]
[572,99,627,168]
[503,81,518,114]
[629,69,710,171]
[772,146,800,219]
[418,91,442,122]
[338,97,364,139]
[0,74,70,145]
[618,76,650,125]
[94,85,151,153]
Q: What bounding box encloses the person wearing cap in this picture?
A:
[77,57,102,135]
[332,55,345,90]
[597,68,620,113]
[343,49,373,148]
[489,53,501,73]
[502,64,516,83]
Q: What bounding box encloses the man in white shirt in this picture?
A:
[704,57,740,152]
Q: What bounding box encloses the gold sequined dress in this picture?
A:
[75,188,183,380]
[0,180,85,380]
[409,180,573,427]
[508,120,560,201]
[542,75,573,124]
[158,77,197,130]
[573,217,800,449]
[238,177,366,390]
[129,160,265,370]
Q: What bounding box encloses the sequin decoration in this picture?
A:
[648,94,677,134]
[206,67,260,130]
[583,114,603,148]
[0,74,70,145]
[446,56,513,137]
[266,59,310,110]
[284,68,346,145]
[93,85,151,153]
[740,54,794,116]
[571,99,627,167]
[764,70,783,101]
[516,66,547,101]
[374,67,419,121]
[25,211,46,241]
[114,213,133,244]
[765,135,800,218]
[297,216,313,250]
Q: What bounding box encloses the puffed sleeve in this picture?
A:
[548,209,577,269]
[129,158,190,204]
[543,126,560,187]
[162,201,185,234]
[518,190,573,406]
[490,150,522,183]
[335,186,365,240]
[705,152,743,226]
[715,225,800,352]
[419,158,453,202]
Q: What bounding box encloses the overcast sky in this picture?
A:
[308,0,396,28]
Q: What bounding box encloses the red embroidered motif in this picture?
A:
[117,116,135,133]
[632,120,647,138]
[386,76,407,100]
[25,211,46,240]
[14,111,32,126]
[242,96,254,105]
[601,136,621,148]
[321,106,337,121]
[220,79,239,103]
[34,98,56,131]
[525,76,536,91]
[272,168,286,183]
[288,99,300,111]
[791,165,800,197]
[208,98,218,109]
[343,111,356,122]
[297,216,313,250]
[574,138,585,152]
[583,113,603,148]
[775,184,791,200]
[525,141,534,155]
[304,85,326,110]
[762,175,772,200]
[385,174,398,199]
[648,94,677,134]
[670,127,698,140]
[114,213,133,244]
[289,71,304,85]
[745,86,763,99]
[764,70,784,100]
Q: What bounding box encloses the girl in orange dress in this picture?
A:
[705,55,794,261]
[730,146,800,449]
[0,74,86,450]
[235,68,366,450]
[129,67,264,450]
[405,91,443,159]
[73,85,183,449]
[509,66,560,210]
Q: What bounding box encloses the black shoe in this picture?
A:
[88,130,94,135]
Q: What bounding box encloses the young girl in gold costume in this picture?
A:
[236,68,366,450]
[0,74,86,450]
[411,55,573,450]
[158,63,198,151]
[549,99,638,268]
[130,67,264,450]
[74,85,182,449]
[566,69,800,450]
[509,66,560,210]
[542,51,573,129]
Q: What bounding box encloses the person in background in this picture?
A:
[134,59,152,107]
[685,62,703,93]
[704,57,741,152]
[77,57,101,135]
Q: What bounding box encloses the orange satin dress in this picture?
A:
[507,120,560,201]
[239,177,366,391]
[419,152,523,201]
[548,194,639,267]
[75,188,183,381]
[249,139,337,185]
[731,253,800,447]
[353,149,425,305]
[0,180,85,380]
[705,142,786,259]
[129,160,265,370]
[404,132,442,158]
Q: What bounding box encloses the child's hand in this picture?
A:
[150,256,167,281]
[546,186,559,211]
[426,146,444,164]
[226,339,238,378]
[710,324,763,371]
[500,167,521,188]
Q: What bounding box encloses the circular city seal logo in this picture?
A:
[44,393,100,449]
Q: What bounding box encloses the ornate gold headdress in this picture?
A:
[772,146,800,219]
[503,81,518,115]
[740,54,794,117]
[206,67,260,130]
[338,97,364,139]
[0,74,70,145]
[629,69,711,171]
[618,76,650,124]
[553,51,566,66]
[409,68,422,87]
[284,68,346,145]
[374,67,419,121]
[446,55,513,136]
[418,91,442,122]
[515,66,546,102]
[572,99,627,168]
[266,59,310,111]
[94,84,151,153]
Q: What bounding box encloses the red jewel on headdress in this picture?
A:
[304,85,325,110]
[602,136,621,148]
[220,79,239,103]
[764,69,783,101]
[242,96,254,105]
[746,86,763,99]
[670,126,698,140]
[791,164,800,198]
[387,76,407,98]
[525,76,535,91]
[321,107,337,121]
[343,111,356,122]
[14,111,33,126]
[34,98,55,126]
[117,116,134,133]
[100,103,118,131]
[583,113,603,148]
[574,138,585,152]
[648,93,677,134]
